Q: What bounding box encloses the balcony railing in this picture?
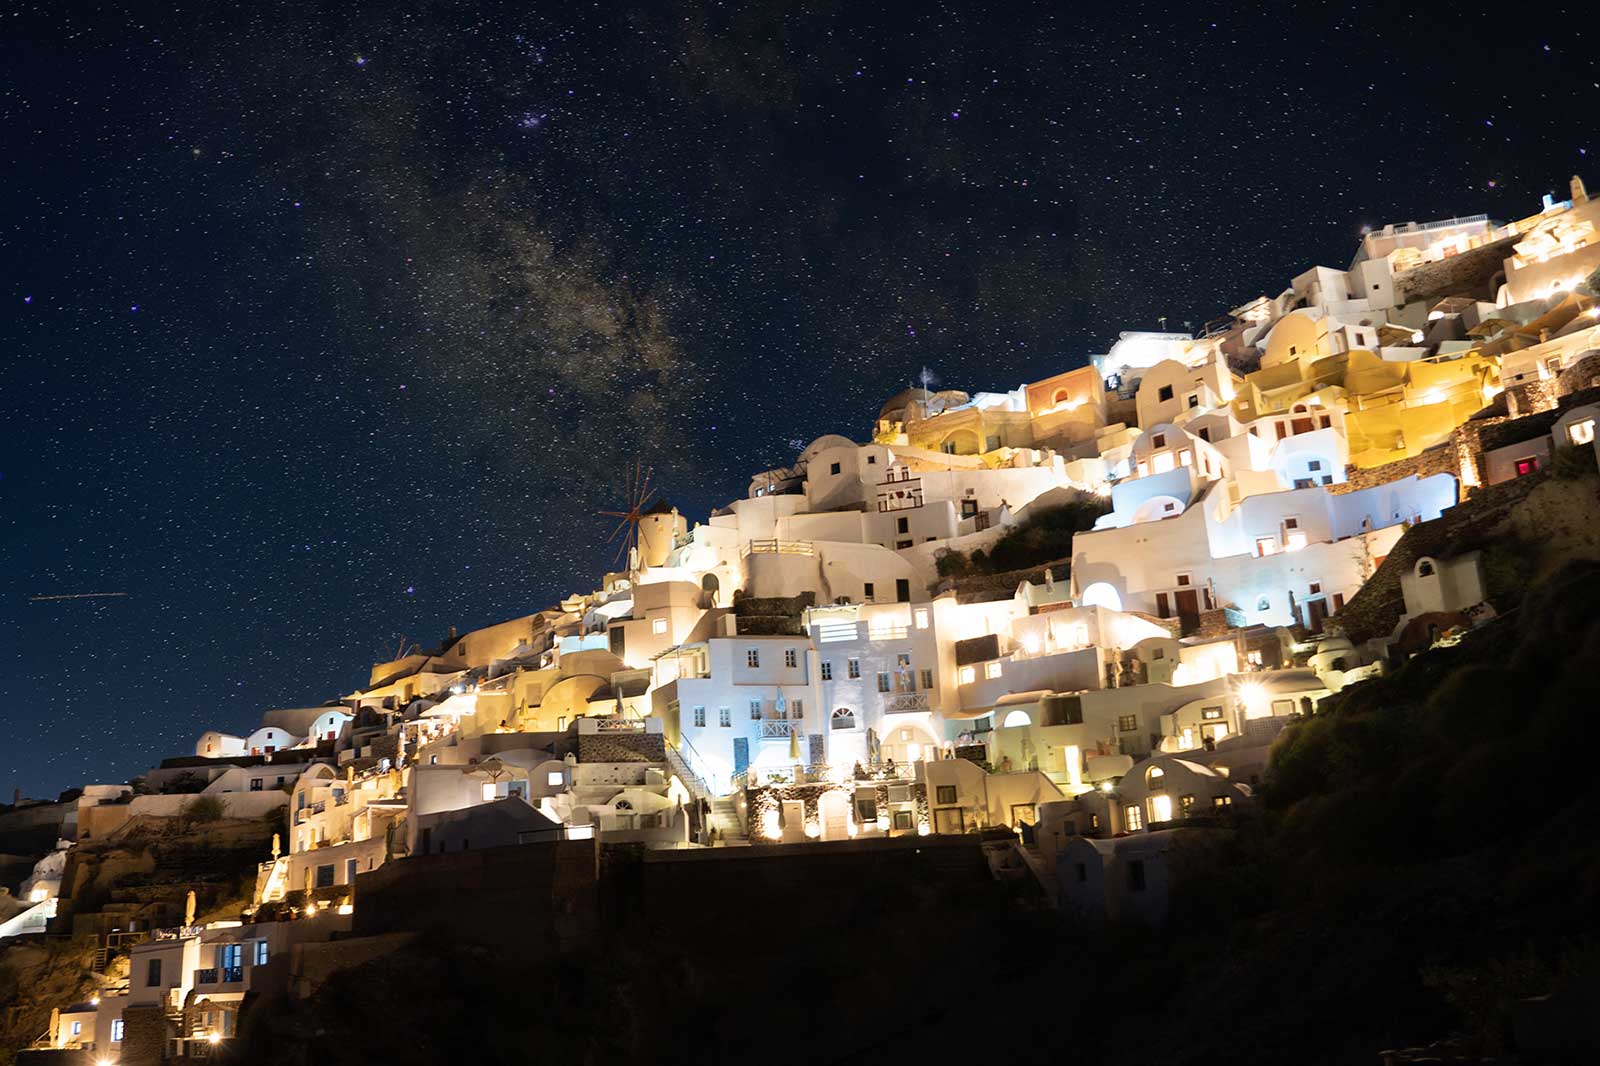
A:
[759,720,798,738]
[883,692,929,713]
[867,625,909,641]
[742,539,815,557]
[194,967,217,984]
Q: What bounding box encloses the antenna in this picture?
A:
[597,461,658,571]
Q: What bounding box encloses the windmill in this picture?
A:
[597,461,658,572]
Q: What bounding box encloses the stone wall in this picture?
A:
[1557,354,1600,397]
[1331,443,1460,494]
[1393,233,1520,305]
[118,1004,168,1066]
[576,731,665,764]
[1505,379,1558,419]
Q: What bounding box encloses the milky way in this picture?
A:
[2,1,1593,793]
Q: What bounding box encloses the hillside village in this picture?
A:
[5,176,1600,1065]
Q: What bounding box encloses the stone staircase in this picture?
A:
[710,796,749,846]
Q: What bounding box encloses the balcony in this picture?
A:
[759,720,799,739]
[742,539,814,557]
[883,692,929,713]
[867,625,909,642]
[193,966,243,987]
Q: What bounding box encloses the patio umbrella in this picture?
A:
[788,725,800,764]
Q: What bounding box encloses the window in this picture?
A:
[895,539,913,549]
[897,516,909,534]
[876,672,892,693]
[547,770,564,787]
[1117,714,1138,732]
[1308,459,1322,471]
[896,578,911,602]
[316,864,335,888]
[1283,517,1298,530]
[830,462,841,475]
[856,796,878,823]
[913,608,929,629]
[1198,427,1210,442]
[941,441,957,455]
[847,658,861,679]
[867,454,877,464]
[1187,393,1200,409]
[791,700,803,720]
[692,706,706,728]
[1201,706,1224,720]
[821,661,833,681]
[112,1020,125,1042]
[831,707,857,730]
[1213,795,1233,808]
[1180,795,1195,815]
[936,785,957,804]
[959,665,976,684]
[1308,582,1321,595]
[746,648,760,668]
[1146,767,1166,790]
[1570,419,1596,446]
[1176,573,1191,586]
[1515,456,1539,476]
[718,707,732,727]
[784,648,798,668]
[1124,805,1144,832]
[750,699,763,720]
[893,810,915,830]
[1157,385,1174,402]
[1417,560,1435,577]
[250,778,262,792]
[984,661,1002,679]
[147,958,162,987]
[863,582,875,599]
[1152,432,1166,448]
[652,617,668,635]
[920,668,934,689]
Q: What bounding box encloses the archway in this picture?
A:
[1080,582,1123,612]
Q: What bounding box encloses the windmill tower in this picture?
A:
[598,462,669,574]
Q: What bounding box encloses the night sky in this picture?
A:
[2,2,1592,796]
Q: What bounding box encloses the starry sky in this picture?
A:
[2,1,1592,796]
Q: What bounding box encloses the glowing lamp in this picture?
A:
[916,822,931,836]
[207,1033,222,1046]
[1236,681,1269,718]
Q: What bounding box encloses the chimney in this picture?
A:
[1572,174,1589,205]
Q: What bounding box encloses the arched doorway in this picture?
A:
[700,572,720,608]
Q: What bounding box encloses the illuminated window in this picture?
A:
[652,618,668,635]
[546,771,564,787]
[914,608,929,629]
[1571,419,1596,446]
[1201,707,1224,721]
[1124,805,1144,831]
[1180,795,1195,815]
[1149,794,1173,822]
[959,666,976,684]
[1002,709,1032,728]
[1515,456,1539,476]
[112,1020,125,1042]
[1146,766,1166,790]
[1117,714,1138,732]
[1179,449,1192,466]
[481,783,497,802]
[1213,795,1233,808]
[984,661,1002,679]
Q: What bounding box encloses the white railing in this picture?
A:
[868,625,910,641]
[759,720,799,738]
[815,622,859,643]
[742,539,815,557]
[883,692,929,713]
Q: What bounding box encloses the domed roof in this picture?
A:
[878,387,933,422]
